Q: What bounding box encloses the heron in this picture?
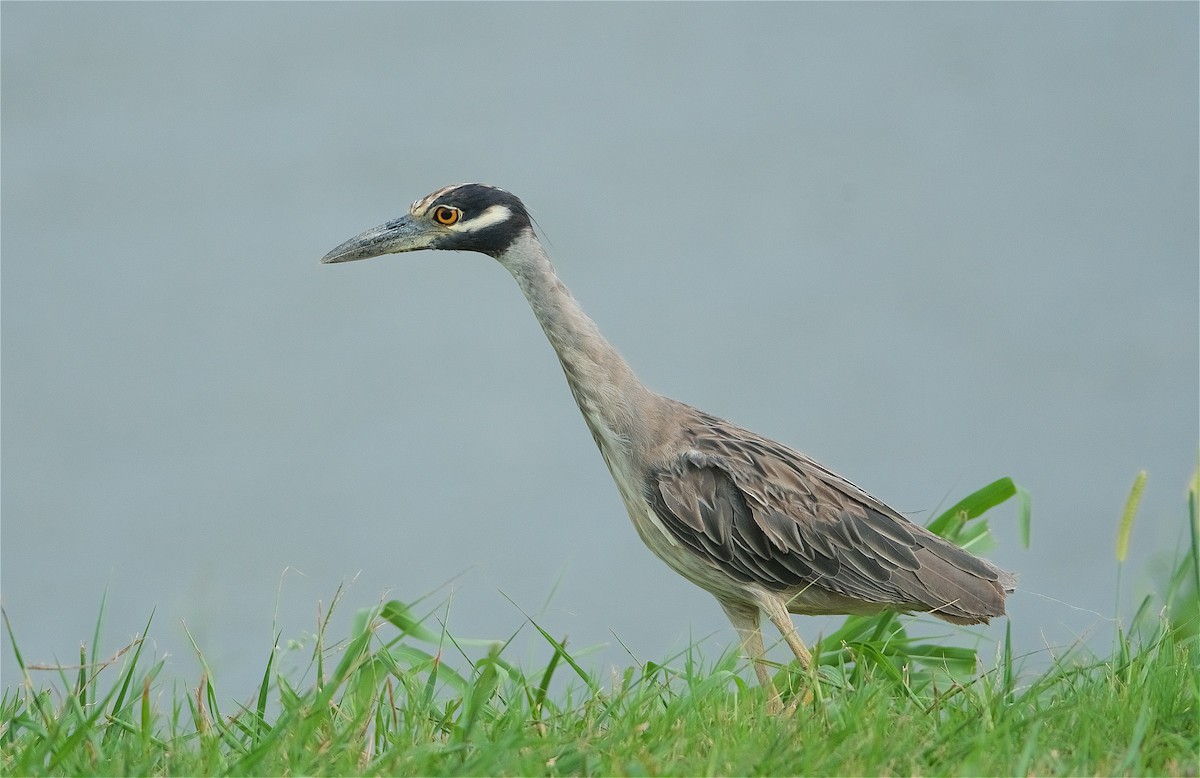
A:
[322,183,1015,711]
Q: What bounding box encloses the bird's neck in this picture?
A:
[499,230,655,456]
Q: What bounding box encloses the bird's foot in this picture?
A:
[781,687,814,715]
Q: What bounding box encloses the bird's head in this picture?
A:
[321,183,533,264]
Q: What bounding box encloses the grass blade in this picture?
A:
[89,584,109,686]
[253,632,279,745]
[533,635,565,713]
[528,619,598,695]
[926,477,1017,538]
[1188,462,1199,601]
[108,610,155,718]
[379,599,438,643]
[1016,484,1032,548]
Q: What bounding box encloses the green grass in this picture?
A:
[3,472,1197,777]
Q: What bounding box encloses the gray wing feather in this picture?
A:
[646,408,1014,624]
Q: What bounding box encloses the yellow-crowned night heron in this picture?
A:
[322,183,1015,711]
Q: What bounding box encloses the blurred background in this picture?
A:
[3,3,1196,699]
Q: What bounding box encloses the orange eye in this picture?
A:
[433,206,460,226]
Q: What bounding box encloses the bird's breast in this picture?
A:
[592,433,756,603]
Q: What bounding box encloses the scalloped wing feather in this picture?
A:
[646,407,1014,624]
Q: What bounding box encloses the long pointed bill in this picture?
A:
[321,215,435,264]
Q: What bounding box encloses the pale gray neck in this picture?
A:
[498,230,655,455]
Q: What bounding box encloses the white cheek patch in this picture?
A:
[451,204,512,233]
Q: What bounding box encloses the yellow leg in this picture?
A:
[759,594,815,714]
[718,598,782,714]
[759,594,813,668]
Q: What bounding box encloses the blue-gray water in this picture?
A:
[3,3,1197,698]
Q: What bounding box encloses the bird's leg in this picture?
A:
[759,595,815,713]
[759,595,813,667]
[718,598,782,714]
